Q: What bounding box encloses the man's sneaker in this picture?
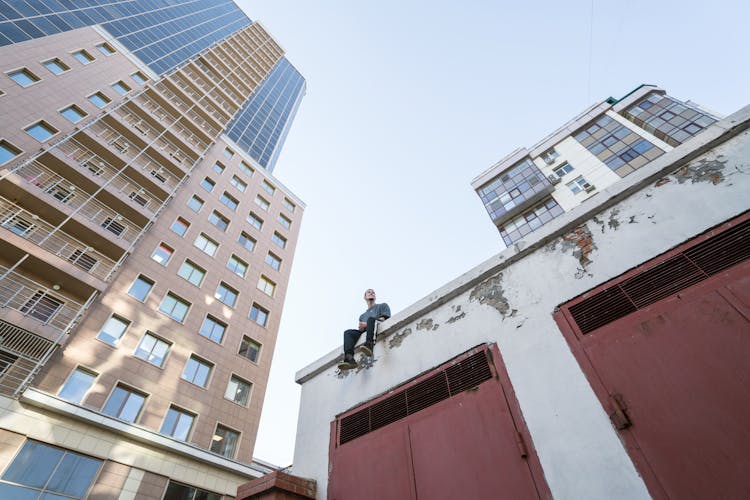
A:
[357,342,374,357]
[337,354,357,370]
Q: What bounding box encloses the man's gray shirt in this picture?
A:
[359,303,391,323]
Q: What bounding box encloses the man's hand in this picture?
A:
[358,322,366,332]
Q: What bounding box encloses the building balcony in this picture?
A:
[168,73,231,124]
[54,140,165,216]
[0,319,56,397]
[115,106,211,158]
[0,198,116,282]
[138,92,219,144]
[191,61,245,106]
[10,161,143,246]
[0,266,85,334]
[149,84,222,138]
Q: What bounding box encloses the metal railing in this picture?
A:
[82,123,182,192]
[56,140,164,215]
[118,104,210,153]
[14,161,142,244]
[138,93,219,142]
[0,266,84,332]
[0,320,55,396]
[150,84,222,137]
[0,198,116,281]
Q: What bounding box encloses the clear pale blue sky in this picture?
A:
[238,0,750,466]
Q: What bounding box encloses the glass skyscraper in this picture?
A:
[0,0,305,172]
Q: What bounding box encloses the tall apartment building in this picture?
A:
[472,85,719,246]
[0,2,305,498]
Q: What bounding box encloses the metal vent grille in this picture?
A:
[568,217,750,334]
[338,350,493,445]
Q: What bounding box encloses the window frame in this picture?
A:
[177,259,206,287]
[182,355,213,388]
[133,331,171,368]
[96,314,130,346]
[58,366,97,404]
[159,292,191,323]
[127,275,154,302]
[101,383,147,423]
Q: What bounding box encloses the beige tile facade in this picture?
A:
[0,20,303,499]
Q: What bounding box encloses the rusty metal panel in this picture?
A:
[329,423,416,500]
[329,345,549,500]
[409,381,540,500]
[557,212,750,500]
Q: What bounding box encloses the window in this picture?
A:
[131,72,147,84]
[170,217,190,236]
[112,80,130,95]
[265,252,281,271]
[248,305,268,328]
[1,440,101,499]
[227,255,248,277]
[566,176,593,195]
[159,292,190,322]
[282,198,296,212]
[553,162,574,177]
[230,175,247,192]
[223,148,234,159]
[177,260,206,287]
[187,195,204,212]
[261,180,276,195]
[255,195,270,211]
[225,375,251,406]
[208,210,230,232]
[58,368,97,403]
[220,191,239,211]
[210,424,239,458]
[2,213,35,237]
[272,232,287,249]
[238,231,256,251]
[194,233,219,256]
[215,282,239,307]
[247,212,263,230]
[96,43,115,56]
[160,406,195,441]
[277,213,291,229]
[68,249,97,272]
[46,184,75,204]
[8,68,40,87]
[21,291,64,323]
[200,177,215,192]
[0,139,22,166]
[43,58,69,75]
[24,121,57,142]
[101,217,125,237]
[87,92,111,108]
[72,50,94,65]
[151,242,173,264]
[540,148,559,165]
[102,384,146,422]
[128,275,154,301]
[97,315,130,345]
[199,315,227,343]
[182,355,212,387]
[134,332,170,367]
[257,276,276,297]
[239,161,254,177]
[164,482,220,500]
[212,161,225,175]
[239,336,262,362]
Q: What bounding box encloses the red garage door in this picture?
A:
[329,346,550,500]
[556,213,750,500]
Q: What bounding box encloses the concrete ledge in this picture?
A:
[237,470,316,499]
[295,103,750,385]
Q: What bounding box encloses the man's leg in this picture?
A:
[365,317,378,344]
[343,329,362,356]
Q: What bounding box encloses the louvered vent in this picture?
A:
[338,350,493,445]
[569,217,750,334]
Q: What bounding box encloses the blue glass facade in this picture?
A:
[0,0,250,75]
[0,0,305,171]
[225,58,306,172]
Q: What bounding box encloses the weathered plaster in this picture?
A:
[292,106,750,500]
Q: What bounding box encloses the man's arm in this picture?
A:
[378,303,391,321]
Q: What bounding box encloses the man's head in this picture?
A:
[363,289,376,302]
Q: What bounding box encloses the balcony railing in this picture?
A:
[117,106,210,153]
[56,140,164,215]
[0,319,56,397]
[80,123,181,192]
[0,266,84,332]
[170,74,229,122]
[13,161,142,244]
[138,93,219,142]
[150,85,221,137]
[0,198,116,281]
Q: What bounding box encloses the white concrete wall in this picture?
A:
[292,106,750,499]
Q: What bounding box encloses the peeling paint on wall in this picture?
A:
[673,157,727,185]
[560,225,597,279]
[388,328,412,349]
[416,318,435,331]
[469,274,514,318]
[447,311,466,324]
[608,209,621,230]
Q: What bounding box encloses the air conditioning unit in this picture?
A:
[584,183,596,193]
[547,174,561,185]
